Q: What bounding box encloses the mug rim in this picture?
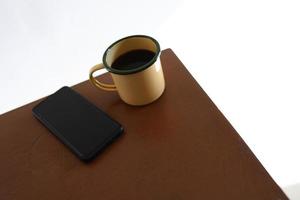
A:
[102,35,160,75]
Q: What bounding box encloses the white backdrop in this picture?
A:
[1,0,300,198]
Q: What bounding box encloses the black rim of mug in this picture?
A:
[102,35,161,75]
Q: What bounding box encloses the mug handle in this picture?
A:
[89,64,117,91]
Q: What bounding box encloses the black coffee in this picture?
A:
[111,49,155,70]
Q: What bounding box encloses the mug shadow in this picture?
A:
[283,183,300,200]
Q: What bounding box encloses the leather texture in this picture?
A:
[0,49,288,200]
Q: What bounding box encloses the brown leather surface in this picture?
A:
[0,49,288,200]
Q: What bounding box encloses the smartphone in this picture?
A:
[32,86,123,161]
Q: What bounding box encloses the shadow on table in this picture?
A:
[283,183,300,200]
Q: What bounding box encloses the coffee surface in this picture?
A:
[111,49,155,70]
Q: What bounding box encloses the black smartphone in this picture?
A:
[32,86,123,161]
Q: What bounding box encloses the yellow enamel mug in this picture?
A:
[89,35,165,106]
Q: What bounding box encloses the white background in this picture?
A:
[0,0,299,198]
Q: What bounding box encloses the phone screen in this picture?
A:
[32,86,123,161]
